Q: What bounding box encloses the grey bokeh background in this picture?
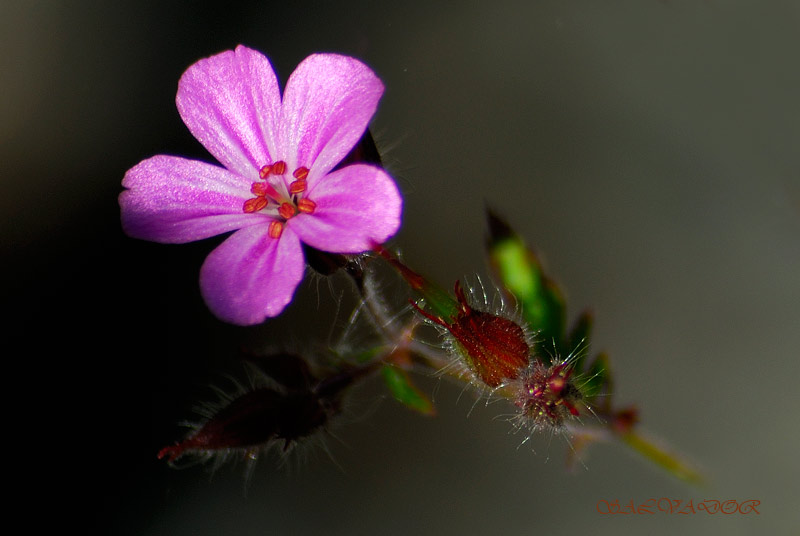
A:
[4,1,799,534]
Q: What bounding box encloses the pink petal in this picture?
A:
[120,155,264,243]
[177,45,281,179]
[288,164,402,252]
[280,54,384,188]
[199,224,305,325]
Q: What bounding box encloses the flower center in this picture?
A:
[242,160,317,238]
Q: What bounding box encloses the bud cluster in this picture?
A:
[413,279,584,432]
[510,361,582,432]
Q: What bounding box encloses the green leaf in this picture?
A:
[486,210,566,362]
[416,282,459,321]
[381,365,436,416]
[537,275,566,360]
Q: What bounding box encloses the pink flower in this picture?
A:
[120,46,402,325]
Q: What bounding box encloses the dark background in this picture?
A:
[3,1,799,534]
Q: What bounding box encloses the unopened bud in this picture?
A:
[157,354,370,467]
[413,280,532,388]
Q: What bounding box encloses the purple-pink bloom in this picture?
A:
[120,46,402,325]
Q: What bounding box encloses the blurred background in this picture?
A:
[3,1,798,534]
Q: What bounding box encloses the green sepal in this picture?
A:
[381,365,436,416]
[374,245,459,321]
[416,281,459,321]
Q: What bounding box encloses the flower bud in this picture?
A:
[157,386,326,464]
[373,246,533,388]
[157,354,369,468]
[414,280,533,388]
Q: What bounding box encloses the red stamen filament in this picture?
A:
[261,182,284,202]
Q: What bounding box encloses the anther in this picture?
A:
[293,167,309,180]
[259,164,272,179]
[297,198,316,214]
[251,182,268,196]
[268,220,284,239]
[289,179,307,194]
[278,202,296,219]
[271,161,287,175]
[243,197,268,213]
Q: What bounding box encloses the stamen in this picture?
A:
[243,197,268,213]
[297,198,316,214]
[293,167,309,180]
[278,202,296,219]
[268,220,284,239]
[271,161,287,175]
[259,164,272,179]
[251,182,268,196]
[289,179,307,194]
